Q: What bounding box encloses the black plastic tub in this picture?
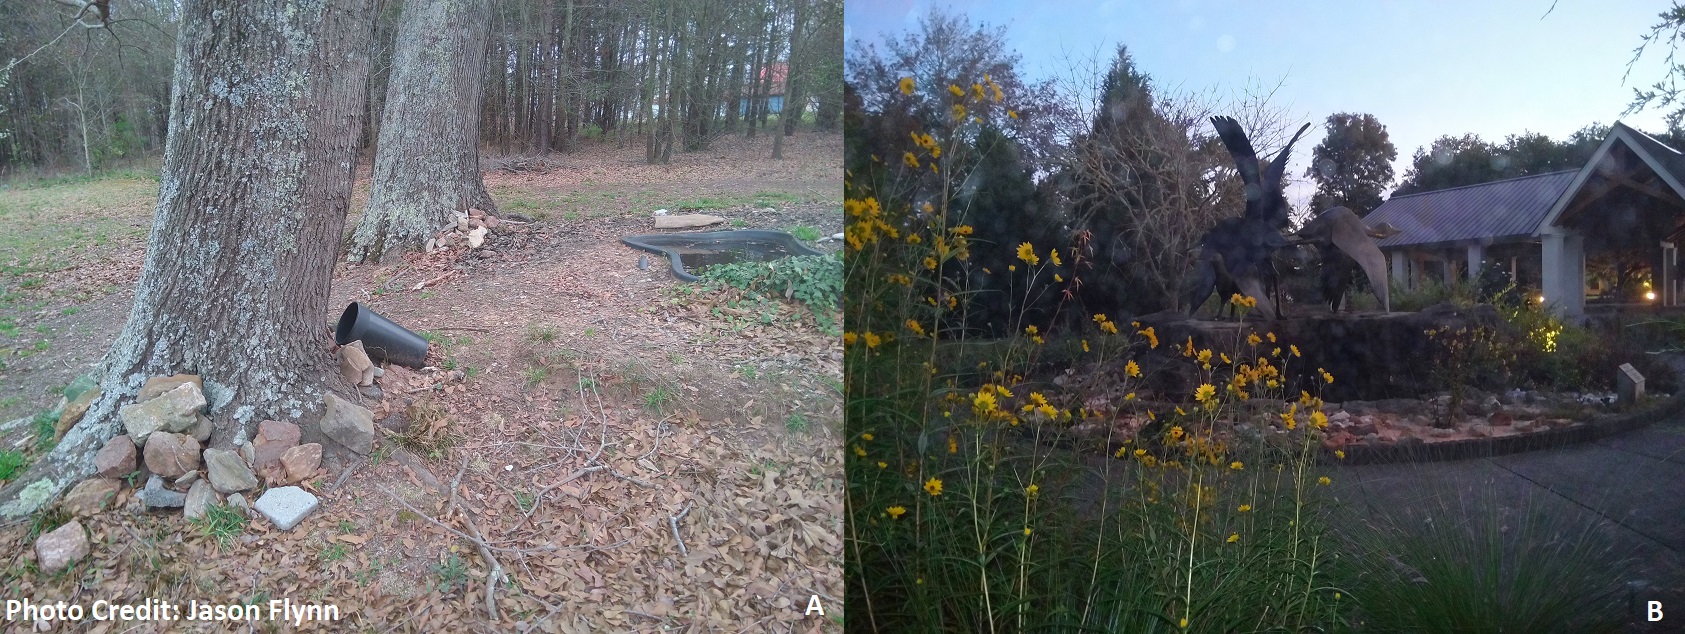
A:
[334,302,429,368]
[620,230,826,281]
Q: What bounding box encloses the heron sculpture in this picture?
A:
[1292,206,1400,313]
[1182,116,1311,319]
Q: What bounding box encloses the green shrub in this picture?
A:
[698,254,842,331]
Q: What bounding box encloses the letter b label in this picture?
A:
[1649,601,1663,622]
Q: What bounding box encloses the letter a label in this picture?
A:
[805,595,824,616]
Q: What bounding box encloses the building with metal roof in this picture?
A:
[1363,121,1685,317]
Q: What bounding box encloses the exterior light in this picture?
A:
[1647,291,1657,301]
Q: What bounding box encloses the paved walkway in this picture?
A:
[1329,411,1685,629]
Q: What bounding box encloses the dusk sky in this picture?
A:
[844,0,1679,207]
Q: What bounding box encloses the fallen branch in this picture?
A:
[523,465,605,519]
[669,502,693,557]
[437,458,504,623]
[412,270,460,291]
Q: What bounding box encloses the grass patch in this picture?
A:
[522,366,550,389]
[784,413,809,434]
[322,543,349,562]
[1337,487,1628,632]
[789,225,822,241]
[644,384,675,414]
[189,504,247,546]
[31,410,58,451]
[527,323,559,344]
[0,450,27,482]
[27,507,72,541]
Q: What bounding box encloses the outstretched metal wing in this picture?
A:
[1210,116,1260,191]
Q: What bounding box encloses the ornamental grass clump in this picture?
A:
[844,74,1345,632]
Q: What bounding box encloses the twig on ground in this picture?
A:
[380,604,432,634]
[412,270,459,291]
[429,326,491,333]
[439,458,504,623]
[669,502,693,557]
[523,465,605,519]
[328,457,364,493]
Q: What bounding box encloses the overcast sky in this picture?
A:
[844,0,1679,207]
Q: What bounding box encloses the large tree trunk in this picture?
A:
[348,0,496,264]
[0,0,378,518]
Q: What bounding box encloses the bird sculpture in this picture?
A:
[1291,206,1400,313]
[1182,116,1311,319]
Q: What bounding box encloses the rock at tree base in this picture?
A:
[174,471,199,489]
[278,443,323,485]
[35,520,89,573]
[227,492,250,517]
[318,393,375,455]
[139,476,186,510]
[191,414,213,443]
[120,382,207,444]
[55,387,101,441]
[93,435,137,479]
[183,480,220,520]
[136,374,204,402]
[61,479,121,516]
[204,448,258,494]
[251,420,301,470]
[653,213,725,229]
[339,341,376,386]
[142,432,202,479]
[254,486,319,530]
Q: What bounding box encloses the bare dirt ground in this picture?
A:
[0,131,843,632]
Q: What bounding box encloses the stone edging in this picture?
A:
[1326,391,1685,465]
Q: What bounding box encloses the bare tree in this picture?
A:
[349,0,496,264]
[1061,47,1298,314]
[0,0,378,517]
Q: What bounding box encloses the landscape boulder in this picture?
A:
[93,435,137,479]
[139,475,186,510]
[55,387,102,440]
[318,393,375,455]
[120,381,206,443]
[34,520,90,573]
[278,443,323,485]
[204,448,258,494]
[136,374,203,402]
[251,420,301,470]
[61,478,121,516]
[183,480,220,520]
[339,341,376,387]
[141,432,202,479]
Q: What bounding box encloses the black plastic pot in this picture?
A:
[334,302,429,368]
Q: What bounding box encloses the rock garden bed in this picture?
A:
[1061,386,1685,466]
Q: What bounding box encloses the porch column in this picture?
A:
[1541,232,1585,318]
[1390,250,1408,287]
[1466,243,1484,280]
